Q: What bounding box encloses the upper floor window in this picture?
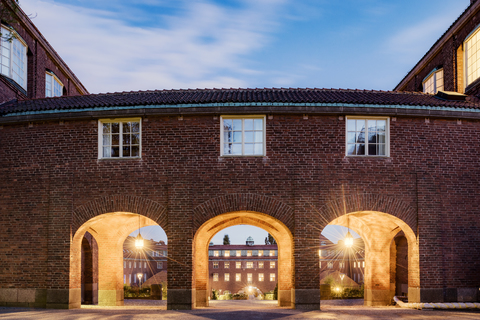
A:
[0,26,27,90]
[224,251,230,257]
[221,116,265,156]
[213,273,219,282]
[98,118,141,159]
[45,71,63,97]
[466,27,480,86]
[224,261,230,269]
[422,68,443,94]
[213,261,219,269]
[346,117,389,157]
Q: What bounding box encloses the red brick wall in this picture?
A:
[0,114,479,297]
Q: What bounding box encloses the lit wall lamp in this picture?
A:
[135,215,144,250]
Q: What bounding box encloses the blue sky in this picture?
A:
[21,0,468,94]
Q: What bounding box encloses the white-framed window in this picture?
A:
[259,273,264,281]
[328,262,333,269]
[247,273,253,283]
[236,273,241,281]
[224,261,230,269]
[157,261,163,269]
[224,251,230,257]
[220,116,265,156]
[247,250,252,257]
[466,26,480,86]
[214,250,219,257]
[246,262,253,269]
[213,261,219,269]
[258,261,264,269]
[269,250,276,257]
[258,250,263,257]
[346,117,389,157]
[422,68,443,94]
[270,273,275,281]
[236,250,241,257]
[45,71,63,97]
[129,262,132,268]
[98,118,141,159]
[236,261,241,269]
[213,273,219,282]
[270,261,275,268]
[225,273,230,281]
[0,26,27,90]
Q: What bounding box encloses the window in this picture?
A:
[0,26,27,90]
[346,117,388,156]
[129,262,132,268]
[99,118,141,159]
[259,273,264,281]
[270,261,275,268]
[221,116,265,156]
[224,251,230,257]
[236,262,241,269]
[45,71,63,97]
[225,273,230,281]
[236,273,241,281]
[213,273,219,282]
[134,262,136,268]
[328,262,333,269]
[129,274,131,284]
[363,261,365,268]
[340,262,345,269]
[224,262,230,269]
[321,241,326,246]
[354,262,357,268]
[247,250,252,257]
[214,250,219,257]
[213,261,219,269]
[269,250,275,257]
[422,68,443,94]
[124,261,126,268]
[246,262,253,269]
[270,273,275,281]
[236,250,241,257]
[157,261,163,269]
[258,250,263,257]
[466,27,480,86]
[258,261,264,269]
[124,274,126,284]
[247,273,253,283]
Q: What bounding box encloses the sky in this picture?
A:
[20,0,469,94]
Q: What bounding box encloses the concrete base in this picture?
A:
[98,289,124,306]
[195,289,208,307]
[168,289,194,310]
[364,289,391,306]
[0,288,81,309]
[408,287,420,303]
[278,289,293,307]
[293,289,320,310]
[419,288,479,303]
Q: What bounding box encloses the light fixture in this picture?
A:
[344,231,353,248]
[137,273,143,287]
[135,215,144,250]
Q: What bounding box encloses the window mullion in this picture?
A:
[241,118,245,155]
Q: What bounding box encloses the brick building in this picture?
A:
[1,0,480,311]
[208,237,278,296]
[0,0,87,103]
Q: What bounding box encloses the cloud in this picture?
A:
[21,0,286,93]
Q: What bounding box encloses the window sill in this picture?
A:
[98,157,141,160]
[345,155,390,158]
[220,155,266,157]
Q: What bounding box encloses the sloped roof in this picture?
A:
[1,88,480,116]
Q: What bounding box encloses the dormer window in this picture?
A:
[46,71,63,97]
[465,26,480,86]
[0,26,27,90]
[422,68,443,94]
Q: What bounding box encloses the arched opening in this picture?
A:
[70,212,166,307]
[325,211,419,306]
[193,211,294,308]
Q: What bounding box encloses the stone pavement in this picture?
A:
[0,299,479,319]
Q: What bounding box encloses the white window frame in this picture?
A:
[45,71,64,97]
[422,68,443,94]
[345,116,390,157]
[220,115,266,156]
[98,118,142,159]
[465,25,480,87]
[0,25,27,90]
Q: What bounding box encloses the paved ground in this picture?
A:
[1,299,479,319]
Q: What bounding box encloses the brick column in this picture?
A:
[96,235,124,306]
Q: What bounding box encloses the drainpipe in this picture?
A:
[394,296,480,309]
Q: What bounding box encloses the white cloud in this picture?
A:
[21,0,286,93]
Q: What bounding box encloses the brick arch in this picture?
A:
[193,193,294,232]
[72,195,167,235]
[317,193,417,235]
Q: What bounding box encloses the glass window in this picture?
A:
[236,250,241,257]
[221,116,265,156]
[236,261,241,269]
[213,273,219,282]
[269,250,275,257]
[224,261,230,269]
[213,261,219,269]
[45,72,63,97]
[247,273,253,283]
[236,273,241,281]
[214,250,219,257]
[247,250,252,257]
[157,261,163,269]
[270,273,275,281]
[258,250,263,257]
[270,261,275,268]
[466,28,480,86]
[258,261,264,269]
[0,26,27,90]
[328,262,333,269]
[346,117,388,156]
[259,273,264,281]
[224,251,230,257]
[124,261,126,268]
[422,68,444,94]
[99,118,141,158]
[225,273,230,281]
[246,262,253,269]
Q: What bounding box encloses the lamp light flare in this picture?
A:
[135,233,144,250]
[344,231,353,248]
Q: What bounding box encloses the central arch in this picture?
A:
[193,211,294,308]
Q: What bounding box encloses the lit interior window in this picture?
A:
[422,68,444,94]
[46,71,64,97]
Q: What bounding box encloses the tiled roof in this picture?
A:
[1,88,480,116]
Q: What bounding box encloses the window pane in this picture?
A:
[254,144,263,155]
[244,143,254,155]
[112,123,120,133]
[244,119,253,130]
[232,144,242,155]
[378,132,385,143]
[224,144,232,155]
[123,146,130,157]
[377,120,386,131]
[131,122,140,133]
[112,134,119,145]
[132,134,140,144]
[103,135,110,146]
[254,119,263,130]
[368,132,376,143]
[357,120,365,132]
[223,119,232,130]
[123,122,131,133]
[232,119,242,130]
[368,144,377,155]
[233,131,242,143]
[103,147,111,157]
[347,132,356,144]
[347,119,356,131]
[347,144,356,155]
[244,131,254,143]
[356,132,365,143]
[123,134,130,144]
[103,123,111,133]
[254,131,263,142]
[132,146,139,157]
[356,144,365,155]
[224,131,232,143]
[111,147,120,157]
[378,144,386,156]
